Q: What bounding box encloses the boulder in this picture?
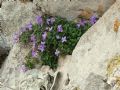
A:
[1,1,38,47]
[55,0,120,90]
[34,0,116,19]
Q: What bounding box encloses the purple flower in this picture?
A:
[19,64,27,72]
[31,34,36,42]
[38,42,45,52]
[56,35,60,39]
[90,15,97,25]
[36,16,43,25]
[55,49,60,56]
[57,25,63,32]
[32,49,38,57]
[61,36,67,43]
[42,32,47,41]
[26,22,33,30]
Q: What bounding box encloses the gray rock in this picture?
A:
[34,0,115,19]
[55,0,120,90]
[1,1,38,47]
[85,73,111,90]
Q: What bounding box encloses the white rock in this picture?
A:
[56,1,120,90]
[1,1,37,47]
[34,0,115,19]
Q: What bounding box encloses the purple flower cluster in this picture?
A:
[90,15,97,25]
[13,14,98,69]
[39,31,47,52]
[30,16,50,56]
[13,22,33,44]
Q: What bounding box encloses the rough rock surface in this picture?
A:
[34,0,116,19]
[1,1,38,47]
[0,43,55,90]
[107,55,120,90]
[56,0,120,90]
[0,0,118,90]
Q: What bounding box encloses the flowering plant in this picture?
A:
[13,14,97,69]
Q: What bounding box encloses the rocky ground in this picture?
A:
[0,0,120,90]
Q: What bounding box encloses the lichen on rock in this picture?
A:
[107,55,120,77]
[107,55,120,89]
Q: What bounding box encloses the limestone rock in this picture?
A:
[0,12,8,49]
[54,0,120,90]
[107,55,120,90]
[0,44,54,90]
[1,1,38,47]
[84,73,111,90]
[34,0,115,20]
